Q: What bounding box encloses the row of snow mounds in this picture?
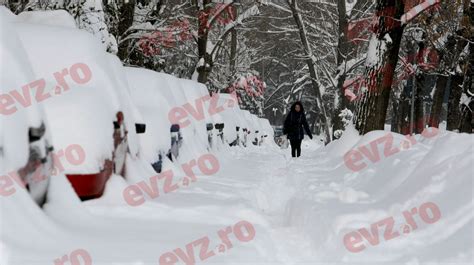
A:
[271,128,473,263]
[1,5,274,177]
[125,66,217,165]
[1,9,279,265]
[1,135,279,264]
[0,9,35,173]
[0,7,62,175]
[15,21,143,171]
[1,153,285,265]
[125,67,174,164]
[125,65,277,162]
[0,6,144,174]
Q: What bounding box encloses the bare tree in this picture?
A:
[354,0,406,134]
[286,0,331,143]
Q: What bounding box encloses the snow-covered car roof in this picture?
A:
[17,10,77,29]
[124,67,172,163]
[165,75,209,160]
[0,11,48,172]
[215,93,241,142]
[124,67,209,161]
[259,118,274,138]
[241,110,256,132]
[104,54,142,157]
[13,21,127,173]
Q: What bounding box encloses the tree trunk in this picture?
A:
[428,33,458,128]
[447,0,473,131]
[288,0,331,144]
[413,40,427,134]
[354,0,405,135]
[196,1,212,84]
[459,60,473,133]
[414,73,426,134]
[458,1,474,133]
[229,6,238,76]
[399,93,411,134]
[390,93,399,132]
[332,0,351,138]
[446,36,468,131]
[447,74,464,131]
[117,0,136,61]
[196,52,212,84]
[429,75,448,127]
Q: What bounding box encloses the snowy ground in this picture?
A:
[1,128,473,265]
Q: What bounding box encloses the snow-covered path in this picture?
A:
[2,140,309,265]
[1,130,473,265]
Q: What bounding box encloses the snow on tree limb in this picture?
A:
[401,0,440,25]
[206,2,234,31]
[210,5,260,59]
[265,2,292,13]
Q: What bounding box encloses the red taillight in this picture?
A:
[66,160,113,200]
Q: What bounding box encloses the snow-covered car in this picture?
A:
[14,18,141,199]
[248,114,263,145]
[273,125,285,146]
[125,67,173,173]
[187,88,227,149]
[214,93,241,146]
[253,117,267,146]
[211,111,225,148]
[233,104,250,147]
[178,78,217,149]
[227,105,250,147]
[153,72,209,162]
[105,54,147,171]
[126,67,216,170]
[259,118,272,136]
[0,11,54,206]
[257,118,274,146]
[241,110,258,146]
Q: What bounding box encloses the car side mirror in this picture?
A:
[29,123,45,142]
[215,123,224,130]
[135,123,146,134]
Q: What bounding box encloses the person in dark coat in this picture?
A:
[283,101,313,157]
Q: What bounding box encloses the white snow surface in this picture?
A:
[1,128,472,264]
[17,10,77,29]
[1,6,472,265]
[12,22,139,172]
[0,9,48,172]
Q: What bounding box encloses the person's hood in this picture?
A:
[290,101,305,114]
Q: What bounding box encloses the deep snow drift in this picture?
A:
[0,7,472,265]
[1,127,472,265]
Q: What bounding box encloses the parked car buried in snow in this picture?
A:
[0,12,53,205]
[14,21,143,200]
[273,126,285,146]
[125,67,182,173]
[168,124,183,161]
[1,115,54,206]
[214,123,225,144]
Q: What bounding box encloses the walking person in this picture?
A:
[283,101,313,157]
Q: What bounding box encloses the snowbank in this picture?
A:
[258,129,473,263]
[0,10,47,172]
[125,67,172,163]
[13,22,120,172]
[17,10,77,28]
